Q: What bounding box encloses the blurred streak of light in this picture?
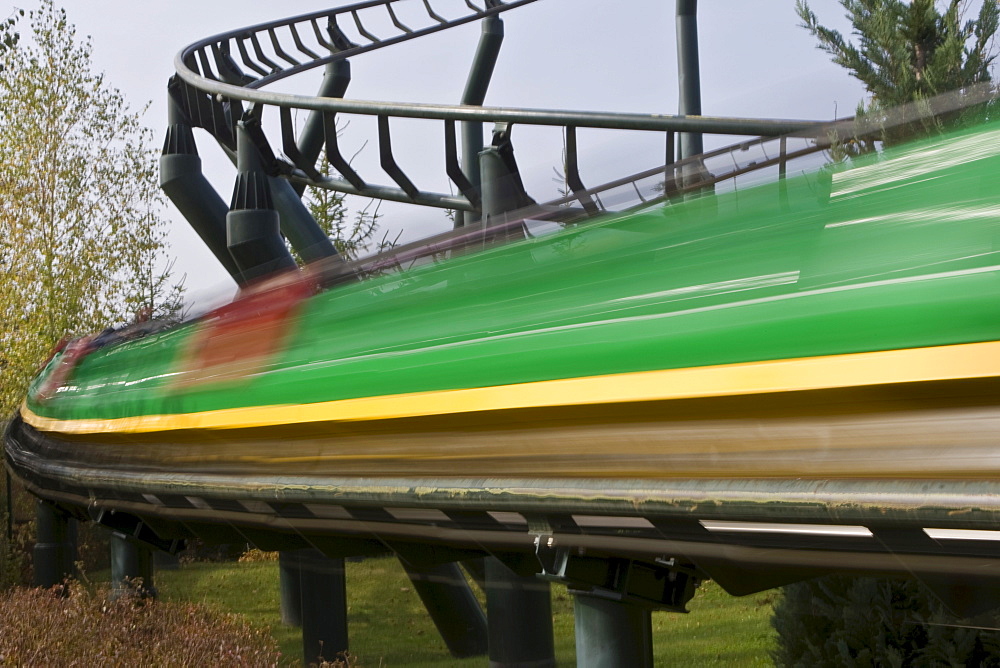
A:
[924,528,1000,542]
[702,521,874,537]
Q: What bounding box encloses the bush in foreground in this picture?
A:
[772,575,1000,667]
[0,583,281,666]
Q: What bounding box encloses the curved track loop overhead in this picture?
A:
[169,0,824,214]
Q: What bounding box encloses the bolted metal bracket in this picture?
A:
[91,507,184,555]
[534,535,699,612]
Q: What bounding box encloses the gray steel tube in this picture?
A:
[458,15,504,227]
[220,116,343,266]
[110,532,156,600]
[269,176,341,265]
[33,500,74,588]
[400,559,488,658]
[485,557,555,668]
[228,123,297,282]
[293,60,352,197]
[574,593,653,668]
[676,0,704,159]
[160,102,243,283]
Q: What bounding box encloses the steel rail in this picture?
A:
[174,0,820,136]
[167,0,830,215]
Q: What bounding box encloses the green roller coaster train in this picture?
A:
[6,1,1000,665]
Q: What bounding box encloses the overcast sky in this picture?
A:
[15,0,867,304]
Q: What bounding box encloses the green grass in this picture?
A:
[157,557,776,667]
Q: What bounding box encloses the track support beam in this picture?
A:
[485,557,556,668]
[228,121,298,282]
[293,549,349,665]
[479,123,535,231]
[400,559,489,658]
[675,0,703,160]
[292,59,352,197]
[456,14,504,227]
[279,550,304,627]
[33,500,74,588]
[573,593,653,668]
[161,98,243,284]
[110,531,156,599]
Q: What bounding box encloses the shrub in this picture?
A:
[178,538,248,563]
[0,583,281,665]
[239,548,279,563]
[0,511,31,590]
[772,575,1000,667]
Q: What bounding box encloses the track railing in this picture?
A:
[169,0,825,217]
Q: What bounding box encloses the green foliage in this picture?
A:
[0,511,27,591]
[796,0,1000,144]
[304,150,392,263]
[0,9,23,66]
[0,582,281,665]
[0,0,183,417]
[772,575,1000,667]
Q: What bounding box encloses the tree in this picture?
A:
[0,9,23,67]
[303,150,389,263]
[0,0,183,417]
[773,575,1000,666]
[797,0,1000,144]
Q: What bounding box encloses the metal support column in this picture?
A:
[573,593,653,668]
[160,99,243,284]
[228,121,298,283]
[269,174,342,265]
[400,559,488,658]
[295,549,348,666]
[479,124,535,232]
[485,557,555,668]
[293,60,352,197]
[456,14,504,227]
[110,531,156,599]
[214,64,344,266]
[676,0,703,160]
[234,111,342,268]
[33,500,74,588]
[279,550,303,627]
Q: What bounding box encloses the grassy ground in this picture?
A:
[157,556,776,667]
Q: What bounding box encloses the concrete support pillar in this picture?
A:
[33,500,74,588]
[573,593,653,668]
[485,557,555,668]
[110,531,156,599]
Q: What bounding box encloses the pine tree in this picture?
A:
[303,151,389,263]
[797,0,1000,143]
[772,575,1000,666]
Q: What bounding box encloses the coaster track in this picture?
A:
[8,1,1000,650]
[169,0,822,215]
